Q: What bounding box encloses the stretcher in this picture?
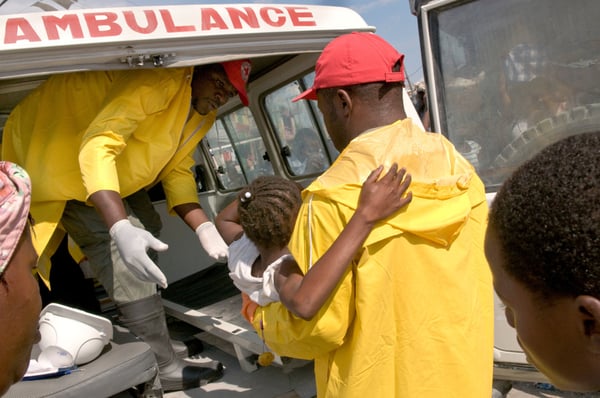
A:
[5,325,161,398]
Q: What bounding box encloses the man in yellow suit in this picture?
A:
[252,32,494,397]
[2,60,251,391]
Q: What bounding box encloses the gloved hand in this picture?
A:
[195,221,228,263]
[109,219,169,288]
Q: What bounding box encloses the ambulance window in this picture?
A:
[427,0,600,189]
[301,72,339,160]
[265,79,335,177]
[203,108,273,191]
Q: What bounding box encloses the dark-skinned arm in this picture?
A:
[215,199,244,245]
[88,190,128,228]
[275,164,412,320]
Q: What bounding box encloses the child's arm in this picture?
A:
[275,164,412,320]
[215,198,243,245]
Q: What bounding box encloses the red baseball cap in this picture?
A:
[221,59,252,106]
[293,32,405,102]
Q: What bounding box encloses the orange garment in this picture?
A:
[241,292,259,323]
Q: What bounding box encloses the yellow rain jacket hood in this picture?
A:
[2,68,215,285]
[253,119,494,397]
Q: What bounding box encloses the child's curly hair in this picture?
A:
[489,131,599,301]
[237,176,302,249]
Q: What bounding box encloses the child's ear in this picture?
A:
[575,295,600,354]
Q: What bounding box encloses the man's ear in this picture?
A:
[334,88,353,117]
[575,295,600,353]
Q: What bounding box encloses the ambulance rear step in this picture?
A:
[160,266,310,373]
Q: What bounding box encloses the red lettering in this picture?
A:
[43,14,83,40]
[286,7,316,27]
[85,12,121,37]
[260,7,285,27]
[201,8,228,30]
[124,10,158,34]
[226,7,259,29]
[160,9,195,32]
[4,17,41,44]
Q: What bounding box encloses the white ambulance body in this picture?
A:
[410,0,600,389]
[1,1,560,396]
[0,2,379,396]
[0,2,409,396]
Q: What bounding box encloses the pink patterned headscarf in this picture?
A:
[0,161,32,276]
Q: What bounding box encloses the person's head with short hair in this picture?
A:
[293,127,323,161]
[236,176,302,250]
[0,161,41,396]
[191,59,251,115]
[485,132,600,392]
[293,32,407,151]
[290,127,327,175]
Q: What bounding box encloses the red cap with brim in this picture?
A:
[293,32,405,102]
[221,59,252,106]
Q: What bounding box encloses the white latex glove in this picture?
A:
[195,221,229,263]
[109,219,169,288]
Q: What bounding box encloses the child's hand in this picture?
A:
[356,164,412,224]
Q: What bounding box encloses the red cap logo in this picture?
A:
[222,59,252,106]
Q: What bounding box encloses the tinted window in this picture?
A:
[425,0,600,189]
[203,108,273,191]
[265,79,334,176]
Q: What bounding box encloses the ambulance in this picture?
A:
[409,0,600,393]
[4,0,593,396]
[0,1,411,396]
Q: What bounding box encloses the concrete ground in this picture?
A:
[162,332,316,398]
[507,382,599,398]
[157,332,600,398]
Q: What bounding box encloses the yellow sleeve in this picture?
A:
[161,150,199,211]
[157,111,215,213]
[252,194,355,359]
[78,69,183,197]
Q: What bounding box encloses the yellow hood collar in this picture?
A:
[304,119,486,247]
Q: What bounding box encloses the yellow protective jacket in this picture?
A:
[2,68,215,284]
[253,119,494,397]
